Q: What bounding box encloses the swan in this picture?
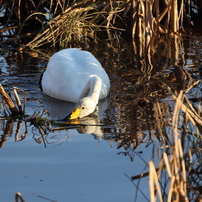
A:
[41,48,110,119]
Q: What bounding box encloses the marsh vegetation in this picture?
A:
[1,0,202,48]
[1,1,202,202]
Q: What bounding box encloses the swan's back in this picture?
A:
[41,48,110,102]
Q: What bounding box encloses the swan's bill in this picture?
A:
[69,108,82,119]
[64,119,81,125]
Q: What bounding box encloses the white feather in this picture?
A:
[41,48,110,118]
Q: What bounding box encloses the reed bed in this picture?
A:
[99,35,202,201]
[25,5,100,49]
[148,89,202,201]
[122,86,202,201]
[1,0,202,48]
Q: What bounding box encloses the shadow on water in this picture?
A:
[1,35,202,201]
[0,94,110,148]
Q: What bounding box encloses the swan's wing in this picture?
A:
[42,49,110,102]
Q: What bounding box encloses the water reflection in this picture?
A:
[74,117,103,139]
[0,116,102,148]
[0,119,28,148]
[42,94,110,120]
[0,94,111,148]
[0,36,201,150]
[43,93,110,139]
[1,35,202,201]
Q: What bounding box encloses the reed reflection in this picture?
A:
[0,94,110,147]
[99,36,202,201]
[0,119,28,148]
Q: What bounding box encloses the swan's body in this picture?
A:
[41,48,110,119]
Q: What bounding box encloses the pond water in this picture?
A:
[0,35,202,202]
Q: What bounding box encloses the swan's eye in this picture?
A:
[82,107,85,109]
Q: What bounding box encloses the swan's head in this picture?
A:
[68,97,97,119]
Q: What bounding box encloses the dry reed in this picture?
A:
[148,89,202,201]
[15,192,25,202]
[1,0,202,48]
[0,84,26,116]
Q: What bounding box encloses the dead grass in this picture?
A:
[148,89,202,201]
[1,0,202,48]
[0,84,26,116]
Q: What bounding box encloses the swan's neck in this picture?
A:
[88,76,102,104]
[78,76,102,104]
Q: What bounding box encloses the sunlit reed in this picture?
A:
[0,0,201,48]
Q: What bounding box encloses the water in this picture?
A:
[0,36,202,202]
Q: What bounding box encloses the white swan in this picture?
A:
[41,48,110,119]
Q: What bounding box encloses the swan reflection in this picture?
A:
[63,116,103,140]
[42,94,110,139]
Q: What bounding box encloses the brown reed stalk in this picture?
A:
[0,84,19,116]
[149,136,189,201]
[170,0,179,33]
[15,192,25,202]
[0,85,26,116]
[149,161,163,202]
[13,87,27,115]
[148,87,202,201]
